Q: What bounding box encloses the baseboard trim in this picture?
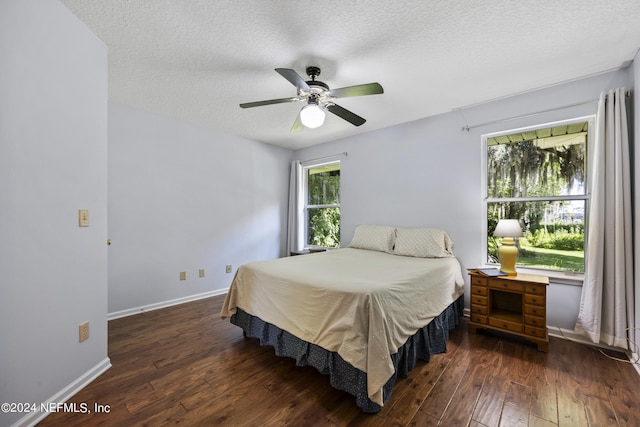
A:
[15,358,111,427]
[108,288,229,320]
[14,291,231,426]
[547,326,587,343]
[462,310,638,368]
[548,326,640,368]
[632,353,640,376]
[547,325,627,350]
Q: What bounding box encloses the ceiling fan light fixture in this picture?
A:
[300,103,325,128]
[240,67,383,131]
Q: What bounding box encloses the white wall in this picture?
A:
[107,103,292,315]
[0,1,109,426]
[295,69,632,331]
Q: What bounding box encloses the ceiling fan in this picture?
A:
[239,66,383,131]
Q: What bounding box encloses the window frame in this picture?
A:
[302,159,341,249]
[480,116,594,280]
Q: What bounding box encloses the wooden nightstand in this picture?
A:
[468,270,549,352]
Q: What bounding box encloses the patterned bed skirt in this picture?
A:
[229,295,464,413]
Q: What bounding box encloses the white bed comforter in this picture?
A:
[220,248,465,406]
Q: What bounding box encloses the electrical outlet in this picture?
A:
[199,269,205,278]
[180,272,186,281]
[79,322,90,342]
[225,265,232,274]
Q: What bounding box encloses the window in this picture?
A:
[303,161,340,248]
[483,118,592,273]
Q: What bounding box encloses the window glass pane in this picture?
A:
[487,128,586,198]
[488,200,585,272]
[307,207,340,248]
[307,164,340,205]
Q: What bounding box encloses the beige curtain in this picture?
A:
[575,88,634,349]
[286,160,303,255]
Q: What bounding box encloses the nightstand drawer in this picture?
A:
[471,286,488,296]
[471,304,488,315]
[489,280,524,292]
[471,295,487,306]
[525,315,545,327]
[489,317,523,333]
[471,314,487,325]
[524,304,545,317]
[525,325,547,338]
[525,284,545,295]
[471,275,487,286]
[525,294,544,306]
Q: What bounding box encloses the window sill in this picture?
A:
[481,264,584,286]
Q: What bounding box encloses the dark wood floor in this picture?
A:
[39,294,640,426]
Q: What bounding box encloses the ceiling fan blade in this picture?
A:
[291,113,304,133]
[239,97,297,108]
[326,103,366,126]
[329,82,384,98]
[275,68,310,91]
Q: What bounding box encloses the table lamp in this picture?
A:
[493,219,523,275]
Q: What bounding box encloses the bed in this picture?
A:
[220,225,465,412]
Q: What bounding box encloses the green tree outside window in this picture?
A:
[486,121,588,272]
[306,163,340,248]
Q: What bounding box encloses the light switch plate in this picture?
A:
[78,209,89,227]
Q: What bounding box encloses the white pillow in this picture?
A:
[393,228,454,258]
[348,224,396,253]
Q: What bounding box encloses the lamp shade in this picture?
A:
[493,219,523,238]
[299,104,325,128]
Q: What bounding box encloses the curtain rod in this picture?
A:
[460,90,631,132]
[300,152,347,163]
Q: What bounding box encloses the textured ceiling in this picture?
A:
[58,0,640,150]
